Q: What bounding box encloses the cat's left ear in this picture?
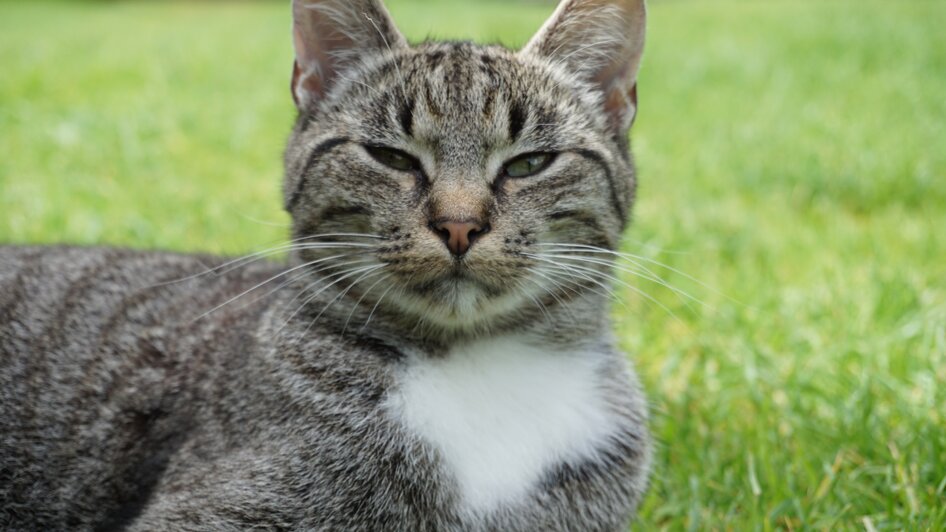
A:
[291,0,406,111]
[521,0,646,134]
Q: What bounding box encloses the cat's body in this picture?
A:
[0,246,648,530]
[2,1,652,529]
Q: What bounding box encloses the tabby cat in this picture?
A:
[0,0,651,529]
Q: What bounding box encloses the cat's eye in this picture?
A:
[502,152,556,179]
[365,146,420,173]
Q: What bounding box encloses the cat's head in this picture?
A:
[283,0,645,336]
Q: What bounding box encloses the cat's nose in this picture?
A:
[430,219,489,257]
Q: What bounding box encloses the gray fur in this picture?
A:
[1,0,651,529]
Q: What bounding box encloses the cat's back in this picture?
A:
[0,245,283,529]
[0,245,280,363]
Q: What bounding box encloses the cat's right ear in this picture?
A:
[522,0,646,134]
[291,0,406,111]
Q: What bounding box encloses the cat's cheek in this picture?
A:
[497,177,532,196]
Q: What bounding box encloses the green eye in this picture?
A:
[503,152,555,178]
[366,146,420,172]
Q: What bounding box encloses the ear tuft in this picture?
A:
[291,0,406,111]
[522,0,646,134]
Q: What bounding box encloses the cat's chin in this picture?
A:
[391,275,529,332]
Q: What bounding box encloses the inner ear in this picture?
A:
[521,0,646,135]
[603,82,639,132]
[291,0,406,111]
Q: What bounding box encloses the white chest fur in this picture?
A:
[385,336,618,515]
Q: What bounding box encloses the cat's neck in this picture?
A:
[269,264,630,518]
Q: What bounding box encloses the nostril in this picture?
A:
[467,223,490,243]
[431,222,452,242]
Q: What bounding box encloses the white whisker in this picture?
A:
[538,242,740,305]
[360,279,401,333]
[191,252,373,323]
[516,277,556,324]
[528,257,622,303]
[342,272,393,335]
[525,269,581,323]
[297,265,388,341]
[274,256,379,323]
[527,253,677,320]
[535,265,620,307]
[536,252,709,311]
[153,232,385,287]
[275,263,384,337]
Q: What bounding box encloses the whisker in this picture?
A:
[227,269,312,311]
[314,266,388,325]
[620,237,694,256]
[535,265,622,308]
[273,256,380,326]
[227,251,382,313]
[360,278,401,333]
[539,242,741,305]
[234,211,292,228]
[342,272,393,335]
[527,253,678,321]
[531,256,650,301]
[297,266,388,341]
[191,252,372,323]
[528,257,623,303]
[529,267,583,300]
[525,269,581,322]
[540,263,629,312]
[274,263,384,337]
[154,232,385,287]
[536,252,709,311]
[516,277,556,324]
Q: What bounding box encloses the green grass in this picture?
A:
[1,0,944,528]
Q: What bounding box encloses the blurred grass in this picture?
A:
[1,0,945,529]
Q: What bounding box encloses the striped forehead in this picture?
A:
[359,43,558,157]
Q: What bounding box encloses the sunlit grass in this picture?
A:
[1,0,944,528]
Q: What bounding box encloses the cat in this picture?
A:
[0,0,651,529]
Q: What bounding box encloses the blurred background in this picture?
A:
[1,0,944,528]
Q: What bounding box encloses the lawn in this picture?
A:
[1,0,944,529]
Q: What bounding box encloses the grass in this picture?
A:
[1,0,944,528]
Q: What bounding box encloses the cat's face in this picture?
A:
[284,0,645,334]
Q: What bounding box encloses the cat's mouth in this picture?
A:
[386,264,526,329]
[445,263,479,281]
[407,269,495,298]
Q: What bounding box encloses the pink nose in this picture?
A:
[432,220,488,256]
